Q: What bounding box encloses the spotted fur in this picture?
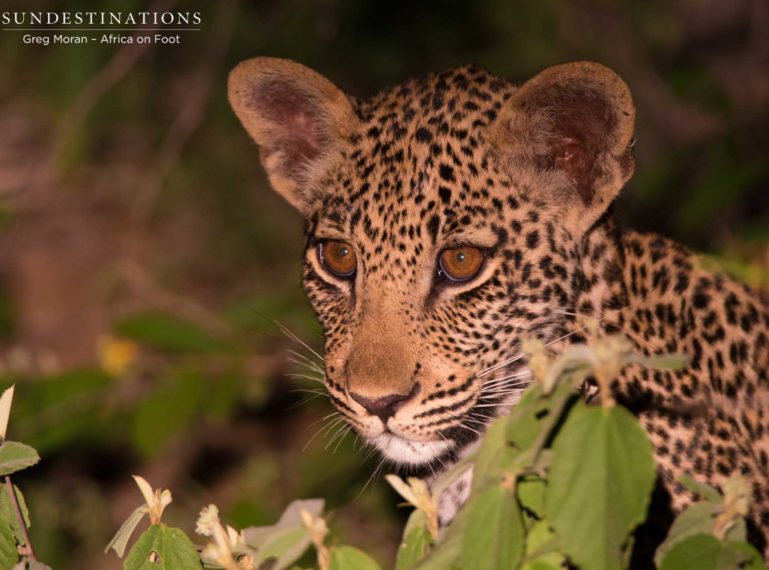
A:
[229,58,769,554]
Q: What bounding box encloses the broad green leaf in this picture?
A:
[522,520,564,570]
[396,510,433,570]
[659,533,763,570]
[104,505,147,557]
[720,541,765,570]
[471,417,516,492]
[724,518,747,543]
[545,404,656,570]
[504,383,546,450]
[460,484,524,570]
[520,562,560,570]
[506,374,578,463]
[115,312,221,353]
[0,521,17,569]
[0,442,40,476]
[0,483,31,545]
[517,476,546,519]
[415,531,462,570]
[416,496,470,570]
[328,545,382,570]
[251,527,311,570]
[124,524,202,570]
[472,374,573,491]
[654,501,718,564]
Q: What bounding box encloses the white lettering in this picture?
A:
[23,34,49,46]
[155,33,180,44]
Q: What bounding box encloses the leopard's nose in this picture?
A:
[350,383,420,422]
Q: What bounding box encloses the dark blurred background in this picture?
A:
[0,0,768,567]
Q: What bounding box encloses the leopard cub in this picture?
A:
[229,57,769,554]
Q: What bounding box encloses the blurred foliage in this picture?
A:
[0,0,767,567]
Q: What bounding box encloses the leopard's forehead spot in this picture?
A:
[315,66,521,277]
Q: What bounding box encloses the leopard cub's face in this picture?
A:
[302,173,556,466]
[229,58,636,466]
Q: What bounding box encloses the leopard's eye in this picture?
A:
[319,240,357,278]
[438,246,484,283]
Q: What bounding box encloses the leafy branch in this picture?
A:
[2,324,764,569]
[0,385,47,568]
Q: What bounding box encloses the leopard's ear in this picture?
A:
[228,57,358,214]
[492,61,635,228]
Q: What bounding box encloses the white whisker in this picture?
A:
[286,372,325,384]
[279,323,325,364]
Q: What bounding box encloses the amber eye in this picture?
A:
[319,240,357,278]
[438,246,484,283]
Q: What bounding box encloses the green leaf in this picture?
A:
[124,524,202,570]
[0,442,40,476]
[505,373,578,468]
[504,383,547,450]
[104,505,147,557]
[415,531,462,570]
[0,483,31,546]
[0,521,18,569]
[627,353,688,371]
[724,518,747,543]
[678,475,721,502]
[659,533,763,570]
[328,546,382,570]
[545,404,656,570]
[517,476,546,519]
[252,527,311,570]
[460,483,524,570]
[115,312,221,353]
[520,562,560,570]
[721,541,765,570]
[244,499,323,570]
[244,498,323,547]
[471,416,517,493]
[540,347,594,395]
[429,457,472,500]
[396,510,433,570]
[521,520,565,570]
[654,502,718,564]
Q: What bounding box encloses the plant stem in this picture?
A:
[4,475,35,560]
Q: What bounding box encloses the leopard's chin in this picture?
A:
[370,433,455,466]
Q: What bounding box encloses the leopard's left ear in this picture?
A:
[491,61,635,227]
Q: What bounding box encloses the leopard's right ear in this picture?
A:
[228,57,358,214]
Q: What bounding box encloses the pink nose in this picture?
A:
[350,384,420,422]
